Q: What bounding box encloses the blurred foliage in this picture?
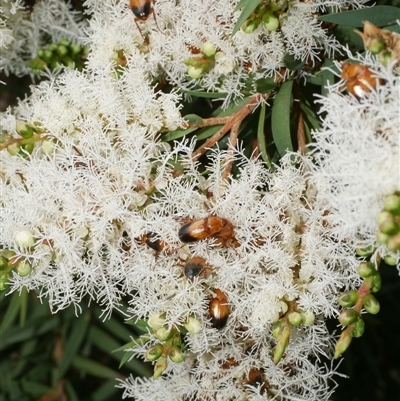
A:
[0,290,151,401]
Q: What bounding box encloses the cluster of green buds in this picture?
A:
[356,21,400,67]
[140,313,202,379]
[184,41,218,79]
[28,39,88,74]
[334,259,382,358]
[0,230,38,291]
[376,192,400,252]
[240,0,285,34]
[272,301,315,364]
[1,120,54,158]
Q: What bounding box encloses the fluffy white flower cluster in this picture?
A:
[0,0,86,76]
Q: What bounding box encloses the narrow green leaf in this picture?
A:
[255,77,277,93]
[283,54,306,71]
[385,24,400,34]
[19,287,28,326]
[64,380,80,401]
[232,0,263,36]
[20,380,51,398]
[320,59,337,98]
[318,6,400,27]
[162,127,197,142]
[91,379,121,401]
[10,338,38,379]
[72,355,121,380]
[256,103,271,169]
[1,291,21,333]
[119,350,135,369]
[179,89,228,98]
[271,80,294,156]
[55,311,90,380]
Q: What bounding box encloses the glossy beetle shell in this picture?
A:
[209,289,229,329]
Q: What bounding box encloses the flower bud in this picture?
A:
[273,326,290,364]
[263,13,280,32]
[56,44,68,58]
[383,193,400,216]
[338,309,359,326]
[356,261,376,278]
[387,232,400,252]
[16,260,32,277]
[168,346,185,363]
[7,142,21,156]
[14,230,36,249]
[16,121,34,139]
[155,327,173,341]
[377,213,399,235]
[339,290,359,307]
[184,316,202,334]
[383,254,397,266]
[153,356,168,379]
[21,143,34,155]
[0,256,8,271]
[145,344,164,361]
[287,311,302,326]
[187,65,204,79]
[272,319,285,339]
[367,38,386,54]
[334,330,353,358]
[201,41,216,58]
[0,272,9,291]
[241,19,261,34]
[148,313,166,331]
[376,231,389,244]
[363,294,380,315]
[352,318,365,338]
[70,43,82,56]
[43,49,53,63]
[300,310,315,326]
[371,272,381,293]
[355,245,375,257]
[378,50,392,67]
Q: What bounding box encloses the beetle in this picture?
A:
[178,216,239,248]
[209,288,229,329]
[129,0,162,39]
[183,256,213,281]
[135,232,169,256]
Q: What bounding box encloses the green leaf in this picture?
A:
[232,0,263,36]
[283,54,306,71]
[178,89,228,98]
[19,287,28,326]
[55,311,90,380]
[1,291,21,333]
[271,80,294,156]
[318,6,400,27]
[72,355,121,380]
[118,349,135,369]
[255,77,277,93]
[320,59,337,98]
[91,379,121,401]
[257,103,271,169]
[162,127,197,142]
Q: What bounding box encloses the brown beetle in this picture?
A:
[129,0,162,39]
[178,216,239,248]
[136,232,169,256]
[183,256,208,280]
[209,288,229,329]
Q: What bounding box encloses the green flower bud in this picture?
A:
[352,318,365,338]
[378,50,392,67]
[338,309,359,326]
[377,212,399,235]
[21,143,34,155]
[16,260,32,277]
[376,231,389,244]
[70,43,82,56]
[148,313,166,331]
[42,49,54,63]
[241,18,261,34]
[383,193,400,216]
[371,272,381,293]
[7,142,21,156]
[145,344,164,361]
[300,310,315,326]
[155,327,173,341]
[0,249,16,259]
[363,294,380,315]
[59,39,70,47]
[14,230,36,249]
[56,44,68,58]
[168,346,185,363]
[272,319,285,339]
[201,41,217,58]
[0,272,9,291]
[273,326,290,364]
[339,290,359,307]
[287,311,302,326]
[357,261,376,278]
[355,245,375,257]
[41,139,56,155]
[16,121,34,139]
[0,132,13,144]
[153,356,168,379]
[334,330,352,358]
[49,43,58,52]
[366,38,385,54]
[387,232,400,252]
[184,316,202,334]
[263,12,280,32]
[383,254,397,266]
[187,65,204,79]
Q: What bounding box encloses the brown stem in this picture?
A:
[192,94,262,161]
[221,120,241,181]
[297,112,306,155]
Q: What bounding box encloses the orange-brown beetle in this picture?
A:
[129,0,162,39]
[178,216,239,247]
[136,232,168,256]
[209,288,229,329]
[341,62,384,97]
